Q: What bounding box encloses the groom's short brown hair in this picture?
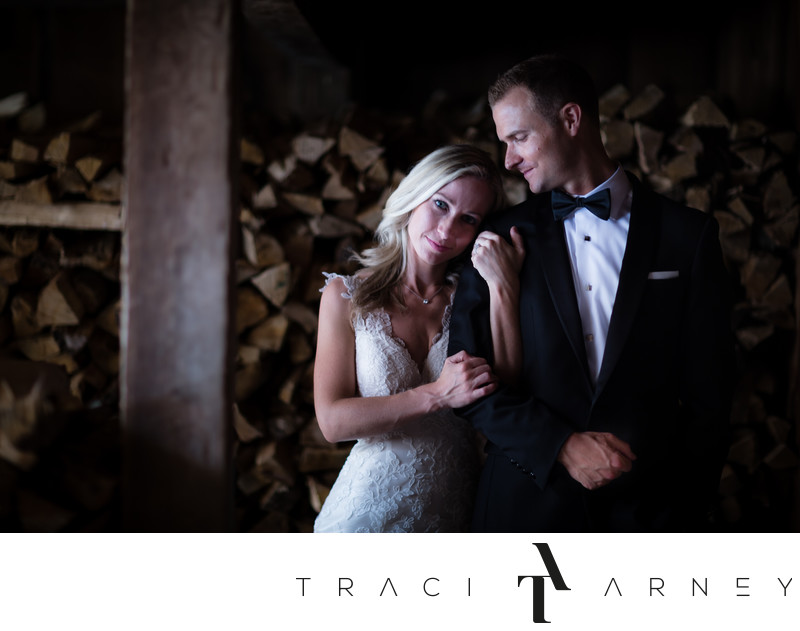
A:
[488,54,601,127]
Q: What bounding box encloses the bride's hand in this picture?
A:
[471,226,525,289]
[430,350,497,408]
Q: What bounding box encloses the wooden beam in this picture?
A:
[122,0,238,531]
[792,246,800,427]
[0,201,122,231]
[793,250,800,532]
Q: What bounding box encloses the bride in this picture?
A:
[312,144,524,532]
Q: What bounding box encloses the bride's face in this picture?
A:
[406,176,493,267]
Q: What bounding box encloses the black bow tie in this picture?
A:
[551,188,611,221]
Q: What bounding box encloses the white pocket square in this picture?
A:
[648,270,679,279]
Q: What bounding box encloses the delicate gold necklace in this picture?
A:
[402,282,445,305]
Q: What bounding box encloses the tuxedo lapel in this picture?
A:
[595,182,659,394]
[533,200,593,387]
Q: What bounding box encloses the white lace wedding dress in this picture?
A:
[313,273,479,533]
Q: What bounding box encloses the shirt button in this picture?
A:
[586,284,592,291]
[586,333,594,342]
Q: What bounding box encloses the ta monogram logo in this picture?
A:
[518,543,571,623]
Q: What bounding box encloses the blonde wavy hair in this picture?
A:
[350,144,506,315]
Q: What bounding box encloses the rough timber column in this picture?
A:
[122,0,238,530]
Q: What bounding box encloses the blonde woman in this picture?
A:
[312,145,524,533]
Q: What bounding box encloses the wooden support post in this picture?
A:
[793,250,800,427]
[792,249,800,531]
[122,0,238,531]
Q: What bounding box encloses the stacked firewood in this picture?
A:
[0,94,122,531]
[599,84,800,528]
[0,82,797,532]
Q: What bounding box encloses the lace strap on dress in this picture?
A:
[321,272,359,299]
[440,277,458,332]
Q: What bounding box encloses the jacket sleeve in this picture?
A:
[448,245,576,489]
[678,214,735,511]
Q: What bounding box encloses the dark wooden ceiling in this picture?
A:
[0,0,796,128]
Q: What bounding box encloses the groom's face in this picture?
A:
[492,86,572,195]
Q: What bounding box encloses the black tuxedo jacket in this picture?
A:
[448,173,735,532]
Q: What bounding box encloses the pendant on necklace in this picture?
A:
[402,282,443,305]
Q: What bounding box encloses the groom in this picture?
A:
[449,54,735,532]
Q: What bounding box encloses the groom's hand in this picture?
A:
[557,431,637,490]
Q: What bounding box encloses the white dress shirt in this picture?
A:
[562,166,632,384]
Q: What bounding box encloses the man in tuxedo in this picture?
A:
[449,54,735,532]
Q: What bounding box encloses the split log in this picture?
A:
[10,291,41,338]
[0,255,22,284]
[306,475,329,513]
[235,363,270,402]
[602,119,635,161]
[681,95,731,128]
[0,92,27,117]
[52,166,89,197]
[236,286,270,334]
[763,444,800,470]
[740,254,782,303]
[338,126,383,171]
[622,84,664,121]
[267,155,314,191]
[75,154,115,183]
[241,137,265,166]
[43,132,97,165]
[363,157,390,189]
[634,122,663,173]
[660,152,698,182]
[766,416,792,444]
[291,133,335,164]
[599,84,631,120]
[282,192,324,215]
[0,161,43,181]
[35,272,85,327]
[321,171,355,201]
[14,176,52,204]
[736,322,775,351]
[308,213,363,238]
[668,126,704,154]
[233,403,264,443]
[10,138,43,163]
[727,430,760,473]
[251,262,292,307]
[281,301,318,334]
[237,344,262,366]
[14,333,61,362]
[241,227,284,269]
[763,170,795,220]
[252,182,278,210]
[70,268,115,316]
[245,313,289,352]
[86,168,122,203]
[685,185,711,212]
[253,440,296,486]
[763,205,799,249]
[728,196,755,225]
[286,327,312,363]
